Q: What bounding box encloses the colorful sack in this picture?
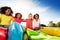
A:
[8,22,24,40]
[0,27,7,40]
[27,29,60,40]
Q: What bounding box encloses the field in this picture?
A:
[40,27,60,36]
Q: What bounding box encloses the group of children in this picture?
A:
[0,6,40,30]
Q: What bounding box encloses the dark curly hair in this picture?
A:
[0,6,13,16]
[0,8,1,13]
[15,13,22,19]
[33,13,39,19]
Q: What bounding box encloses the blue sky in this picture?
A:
[0,0,60,25]
[32,0,60,24]
[32,0,60,11]
[33,0,60,17]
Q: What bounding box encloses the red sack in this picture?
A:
[0,27,7,40]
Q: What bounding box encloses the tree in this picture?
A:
[40,24,47,27]
[56,22,60,27]
[48,21,56,27]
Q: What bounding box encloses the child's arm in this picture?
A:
[11,16,15,23]
[21,19,26,22]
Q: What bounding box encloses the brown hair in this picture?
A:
[33,13,39,19]
[15,13,22,19]
[0,6,13,16]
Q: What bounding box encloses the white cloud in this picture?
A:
[0,0,51,25]
[2,0,48,18]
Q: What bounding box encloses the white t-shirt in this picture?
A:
[33,19,40,29]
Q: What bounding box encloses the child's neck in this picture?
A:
[28,18,32,20]
[5,14,9,16]
[17,18,19,19]
[35,19,38,22]
[17,18,21,19]
[6,15,9,16]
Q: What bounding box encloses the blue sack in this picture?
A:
[8,22,24,40]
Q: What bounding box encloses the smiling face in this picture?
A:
[17,14,21,19]
[15,13,22,19]
[34,14,39,19]
[5,9,11,16]
[35,15,39,19]
[28,13,32,19]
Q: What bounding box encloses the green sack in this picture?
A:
[27,29,60,40]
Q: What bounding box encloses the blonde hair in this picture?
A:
[28,13,32,16]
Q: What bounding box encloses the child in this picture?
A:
[0,6,13,28]
[33,13,40,30]
[8,13,25,40]
[13,13,23,23]
[25,13,33,30]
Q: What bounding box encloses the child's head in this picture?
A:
[28,13,32,19]
[0,6,13,16]
[33,13,39,19]
[15,13,22,19]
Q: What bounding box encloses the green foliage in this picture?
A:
[56,22,60,27]
[40,24,47,27]
[48,21,56,27]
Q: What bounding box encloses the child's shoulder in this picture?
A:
[0,13,7,15]
[7,16,13,19]
[26,19,30,20]
[0,14,5,18]
[0,13,3,15]
[33,19,35,20]
[0,14,4,16]
[12,16,15,18]
[0,14,1,15]
[0,14,1,16]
